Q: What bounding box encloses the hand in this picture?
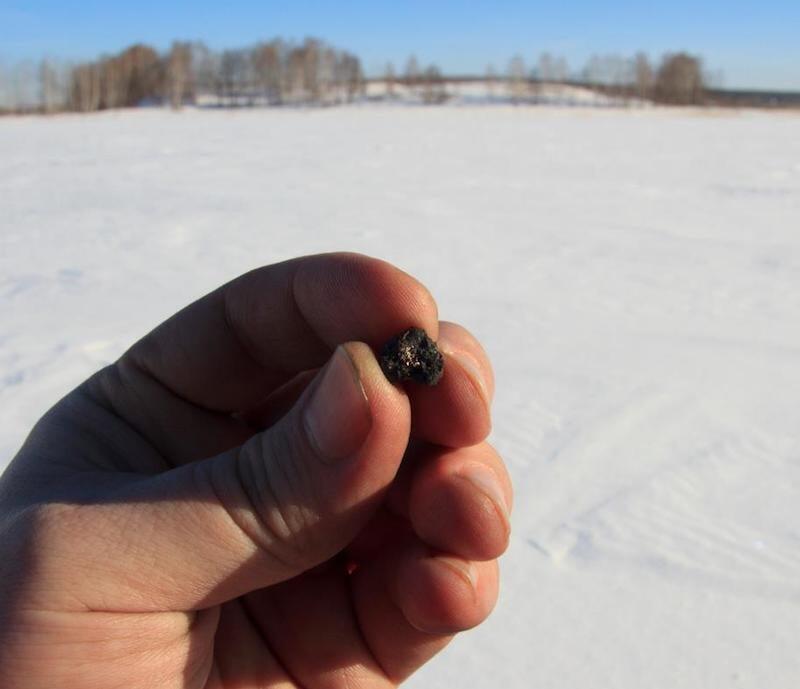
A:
[0,253,512,688]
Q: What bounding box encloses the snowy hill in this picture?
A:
[1,105,799,688]
[364,79,630,106]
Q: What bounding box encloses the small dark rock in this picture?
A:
[379,327,444,386]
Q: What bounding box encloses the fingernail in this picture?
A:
[448,349,492,406]
[304,347,372,463]
[459,463,510,522]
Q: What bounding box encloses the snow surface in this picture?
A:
[365,79,627,106]
[2,105,800,687]
[366,79,624,107]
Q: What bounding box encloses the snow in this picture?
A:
[365,79,628,106]
[2,104,800,687]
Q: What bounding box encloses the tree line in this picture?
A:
[571,51,708,105]
[1,42,731,114]
[377,51,710,106]
[1,37,364,114]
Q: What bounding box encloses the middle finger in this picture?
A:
[406,321,495,447]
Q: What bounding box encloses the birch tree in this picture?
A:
[507,55,526,103]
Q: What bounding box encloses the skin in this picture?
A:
[0,252,512,689]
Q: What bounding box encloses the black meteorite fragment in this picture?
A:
[379,327,444,386]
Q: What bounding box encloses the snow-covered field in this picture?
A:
[2,105,800,687]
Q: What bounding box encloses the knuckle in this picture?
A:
[31,502,82,544]
[16,503,90,595]
[225,425,322,571]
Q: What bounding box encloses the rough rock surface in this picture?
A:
[379,327,444,386]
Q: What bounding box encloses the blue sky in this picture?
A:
[2,0,798,90]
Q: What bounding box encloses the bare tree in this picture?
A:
[553,56,569,83]
[583,53,624,87]
[67,44,161,112]
[544,56,571,103]
[220,49,248,105]
[507,54,526,103]
[102,54,124,109]
[118,44,161,107]
[405,55,420,95]
[40,59,61,113]
[633,52,654,101]
[338,52,363,102]
[319,46,338,103]
[191,42,221,105]
[69,64,93,112]
[655,52,705,105]
[421,65,446,104]
[537,52,554,82]
[285,45,305,102]
[6,60,39,112]
[302,38,323,102]
[580,52,635,102]
[252,40,283,104]
[581,54,600,85]
[70,62,101,112]
[166,42,193,109]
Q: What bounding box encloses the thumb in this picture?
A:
[35,343,410,612]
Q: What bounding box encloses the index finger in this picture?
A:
[125,252,439,413]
